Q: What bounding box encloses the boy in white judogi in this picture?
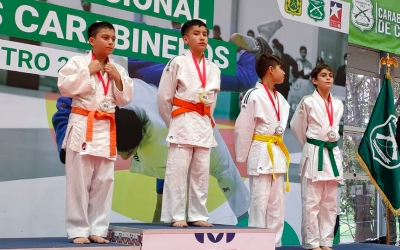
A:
[58,22,133,244]
[290,64,344,250]
[234,53,290,247]
[157,19,220,227]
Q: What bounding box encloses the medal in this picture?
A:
[191,52,207,103]
[100,100,110,112]
[318,91,335,140]
[92,52,111,112]
[275,125,284,136]
[199,91,208,103]
[262,84,283,135]
[327,130,336,140]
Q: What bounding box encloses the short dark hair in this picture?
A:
[115,107,148,152]
[181,19,207,36]
[213,25,221,32]
[255,53,283,79]
[299,46,307,53]
[311,63,334,80]
[87,21,115,40]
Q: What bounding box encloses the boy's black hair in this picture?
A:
[299,46,307,53]
[311,63,334,81]
[115,107,148,153]
[181,19,207,36]
[87,21,115,40]
[255,53,283,79]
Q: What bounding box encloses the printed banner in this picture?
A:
[280,0,350,34]
[344,0,400,54]
[83,0,214,27]
[0,0,235,75]
[0,39,80,77]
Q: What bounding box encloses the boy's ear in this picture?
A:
[88,37,95,46]
[182,35,189,44]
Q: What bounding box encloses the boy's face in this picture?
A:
[270,64,285,84]
[89,28,116,57]
[312,68,334,91]
[300,49,307,59]
[183,25,208,53]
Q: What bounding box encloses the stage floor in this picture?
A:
[0,238,398,250]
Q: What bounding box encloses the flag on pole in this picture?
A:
[357,73,400,215]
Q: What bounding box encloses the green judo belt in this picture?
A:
[306,138,339,177]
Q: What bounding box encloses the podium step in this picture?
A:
[107,223,275,250]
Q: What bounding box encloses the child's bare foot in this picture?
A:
[310,247,322,250]
[188,220,213,227]
[320,247,332,250]
[171,220,188,227]
[72,237,90,244]
[88,235,109,244]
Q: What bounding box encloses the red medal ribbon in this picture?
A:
[318,91,333,127]
[262,83,280,122]
[92,52,110,96]
[191,52,206,89]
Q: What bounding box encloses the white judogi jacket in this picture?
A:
[58,51,134,160]
[290,90,344,183]
[234,83,290,176]
[157,50,221,148]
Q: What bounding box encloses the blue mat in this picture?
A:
[0,238,121,249]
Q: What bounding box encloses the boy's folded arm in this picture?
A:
[113,67,134,107]
[57,58,95,97]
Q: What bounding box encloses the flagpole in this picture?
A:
[386,206,390,245]
[379,53,397,245]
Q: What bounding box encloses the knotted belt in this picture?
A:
[252,134,291,192]
[171,97,215,127]
[306,138,339,177]
[71,106,116,157]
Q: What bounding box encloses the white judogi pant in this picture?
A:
[65,146,114,238]
[161,144,210,223]
[301,174,337,249]
[248,174,285,247]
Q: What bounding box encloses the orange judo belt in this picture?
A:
[71,106,116,157]
[171,97,215,127]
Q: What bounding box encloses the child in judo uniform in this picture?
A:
[157,19,220,228]
[234,53,290,247]
[290,64,344,250]
[57,21,134,244]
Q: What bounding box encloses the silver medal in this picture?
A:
[275,125,284,136]
[100,100,110,112]
[327,130,336,140]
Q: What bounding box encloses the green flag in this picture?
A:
[357,74,400,215]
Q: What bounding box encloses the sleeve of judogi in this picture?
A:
[57,56,95,97]
[220,51,258,92]
[113,64,134,107]
[290,96,308,148]
[234,90,258,162]
[52,96,72,164]
[157,59,178,127]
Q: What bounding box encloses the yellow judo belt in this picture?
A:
[252,134,291,192]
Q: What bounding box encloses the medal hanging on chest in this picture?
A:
[192,53,207,103]
[320,92,336,140]
[92,53,111,112]
[263,84,283,136]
